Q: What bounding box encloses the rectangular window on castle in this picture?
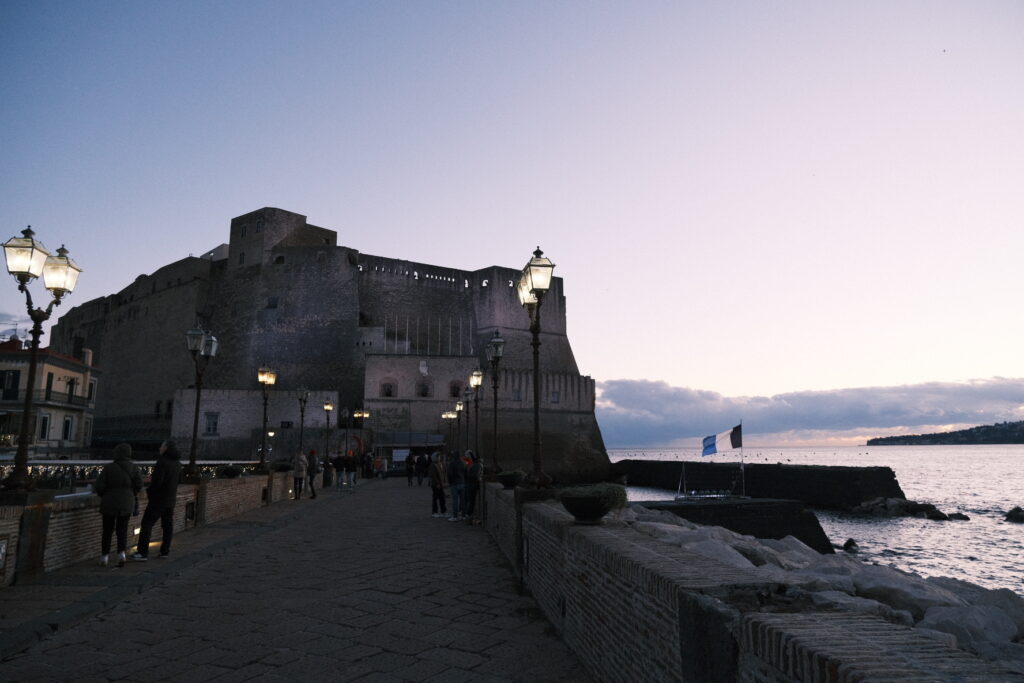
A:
[62,416,73,441]
[204,412,219,435]
[38,414,50,440]
[551,391,560,404]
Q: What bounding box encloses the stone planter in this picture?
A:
[560,494,614,525]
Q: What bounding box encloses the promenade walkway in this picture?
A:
[0,478,592,682]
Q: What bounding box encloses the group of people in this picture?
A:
[426,449,482,522]
[93,440,181,567]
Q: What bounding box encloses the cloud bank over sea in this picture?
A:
[596,378,1024,447]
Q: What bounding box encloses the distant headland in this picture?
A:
[867,420,1024,445]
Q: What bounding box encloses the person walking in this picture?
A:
[93,442,143,568]
[130,440,182,561]
[429,451,448,518]
[464,450,482,521]
[415,452,429,486]
[343,450,358,492]
[405,452,415,486]
[332,452,345,489]
[306,449,319,499]
[292,451,308,500]
[447,451,466,521]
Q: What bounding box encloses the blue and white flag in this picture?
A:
[701,424,742,456]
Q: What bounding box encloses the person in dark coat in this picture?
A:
[292,451,308,499]
[332,452,345,489]
[94,442,143,567]
[131,440,182,561]
[414,452,429,486]
[306,449,319,499]
[447,451,466,521]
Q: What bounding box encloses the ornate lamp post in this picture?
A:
[352,409,369,458]
[470,369,483,455]
[454,400,464,454]
[2,227,81,491]
[185,327,219,479]
[485,330,504,471]
[463,385,476,454]
[323,399,334,462]
[518,247,554,487]
[257,366,277,467]
[296,389,309,454]
[442,411,456,451]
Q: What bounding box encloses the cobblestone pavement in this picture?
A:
[0,478,593,682]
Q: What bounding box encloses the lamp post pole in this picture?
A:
[323,400,334,463]
[340,408,350,458]
[455,401,464,454]
[2,227,82,491]
[518,247,555,488]
[257,366,277,468]
[297,389,309,454]
[463,385,476,454]
[485,331,504,472]
[442,411,455,451]
[185,328,219,479]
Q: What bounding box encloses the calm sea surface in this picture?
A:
[609,445,1024,596]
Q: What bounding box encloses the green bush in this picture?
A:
[559,482,628,510]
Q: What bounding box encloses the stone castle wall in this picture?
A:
[50,207,607,475]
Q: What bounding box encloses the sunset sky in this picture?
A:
[2,2,1022,446]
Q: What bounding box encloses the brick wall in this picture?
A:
[0,472,292,586]
[484,485,1018,682]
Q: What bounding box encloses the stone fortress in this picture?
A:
[50,207,609,479]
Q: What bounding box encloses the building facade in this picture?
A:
[0,336,97,453]
[50,207,608,480]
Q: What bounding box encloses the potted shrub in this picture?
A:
[559,483,628,525]
[217,465,243,479]
[497,470,525,490]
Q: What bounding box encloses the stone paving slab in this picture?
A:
[0,479,593,682]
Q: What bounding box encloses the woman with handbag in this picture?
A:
[93,442,143,567]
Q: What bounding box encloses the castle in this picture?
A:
[50,208,609,480]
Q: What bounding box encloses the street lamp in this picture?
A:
[2,227,81,491]
[485,330,504,471]
[323,399,334,463]
[470,369,483,455]
[257,365,277,468]
[518,247,554,487]
[352,409,369,458]
[463,385,476,454]
[185,327,218,479]
[296,389,310,454]
[442,411,456,451]
[454,400,464,454]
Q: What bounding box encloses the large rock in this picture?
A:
[808,590,914,626]
[852,564,966,620]
[917,605,1018,653]
[927,576,1024,640]
[1006,506,1024,523]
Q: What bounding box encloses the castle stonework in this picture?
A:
[51,208,609,481]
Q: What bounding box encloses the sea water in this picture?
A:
[609,444,1024,597]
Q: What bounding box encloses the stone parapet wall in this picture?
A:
[0,473,286,586]
[484,484,1018,682]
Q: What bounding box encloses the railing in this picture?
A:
[0,460,265,494]
[0,389,94,408]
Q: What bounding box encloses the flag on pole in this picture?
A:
[701,424,742,456]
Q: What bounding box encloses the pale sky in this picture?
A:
[2,2,1023,445]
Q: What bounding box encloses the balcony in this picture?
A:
[0,388,94,410]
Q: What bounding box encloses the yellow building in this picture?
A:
[0,335,97,453]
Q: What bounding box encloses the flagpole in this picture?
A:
[740,419,746,497]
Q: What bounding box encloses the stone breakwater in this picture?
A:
[613,460,906,508]
[485,483,1024,681]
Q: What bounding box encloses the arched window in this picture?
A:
[380,380,397,398]
[416,381,433,398]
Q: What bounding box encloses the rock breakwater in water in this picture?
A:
[620,503,1024,673]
